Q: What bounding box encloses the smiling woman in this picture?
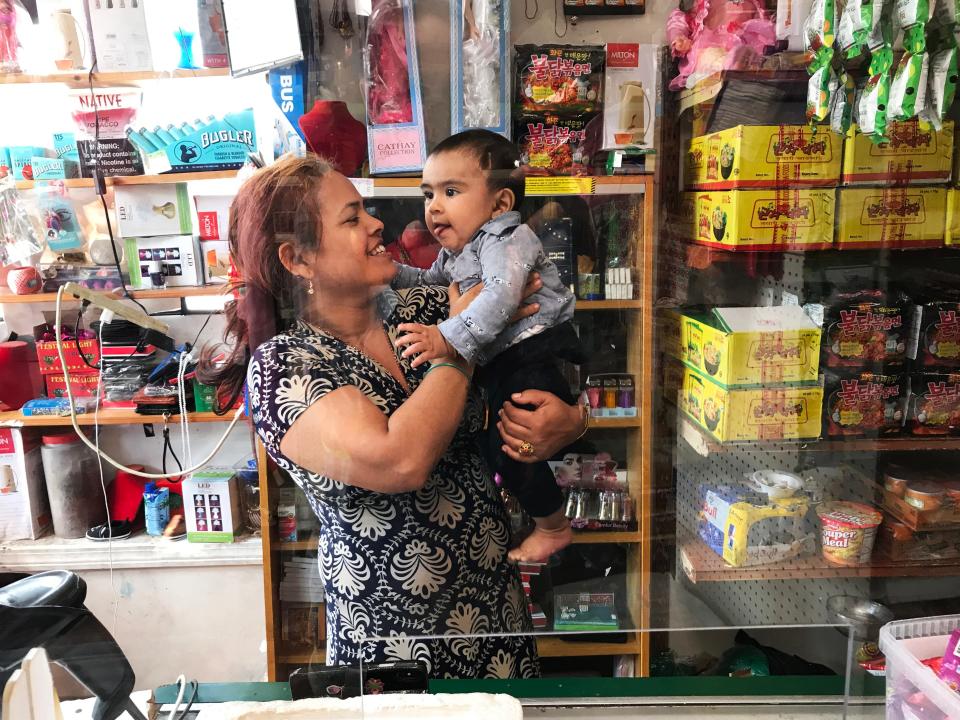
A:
[198,154,586,678]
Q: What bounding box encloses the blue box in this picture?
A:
[53,132,80,163]
[144,110,257,173]
[0,147,10,177]
[31,157,79,180]
[9,146,45,181]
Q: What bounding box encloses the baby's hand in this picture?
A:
[395,323,457,368]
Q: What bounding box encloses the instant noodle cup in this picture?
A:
[817,501,883,566]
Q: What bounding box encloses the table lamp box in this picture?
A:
[602,43,658,150]
[124,235,203,288]
[183,469,241,542]
[0,428,51,542]
[115,184,192,238]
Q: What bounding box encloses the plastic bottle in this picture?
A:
[144,482,171,536]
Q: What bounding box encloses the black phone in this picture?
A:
[289,661,428,699]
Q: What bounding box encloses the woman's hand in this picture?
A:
[497,390,586,463]
[448,273,543,320]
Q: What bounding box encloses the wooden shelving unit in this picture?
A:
[679,537,960,584]
[14,170,239,191]
[0,409,234,427]
[0,285,229,305]
[576,299,643,311]
[0,68,231,85]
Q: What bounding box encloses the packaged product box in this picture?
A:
[672,306,821,387]
[905,372,960,436]
[0,428,51,541]
[553,592,618,631]
[877,516,960,561]
[201,240,232,284]
[197,0,228,69]
[602,43,658,150]
[115,184,192,238]
[0,147,10,177]
[820,290,913,369]
[141,110,257,175]
[822,370,908,438]
[32,319,101,375]
[194,194,232,241]
[679,365,823,442]
[83,0,153,72]
[30,157,79,180]
[690,189,835,250]
[44,372,100,399]
[515,44,605,116]
[124,235,203,289]
[836,187,947,249]
[842,120,954,185]
[450,0,510,137]
[8,146,45,181]
[881,474,960,532]
[698,483,814,567]
[909,298,960,369]
[516,114,592,176]
[687,125,842,190]
[948,188,960,245]
[183,468,242,542]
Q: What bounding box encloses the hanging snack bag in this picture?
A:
[838,0,885,59]
[859,45,895,140]
[516,114,593,176]
[804,0,837,122]
[889,51,930,120]
[934,0,960,25]
[896,0,932,37]
[515,45,605,115]
[832,70,857,134]
[922,46,959,125]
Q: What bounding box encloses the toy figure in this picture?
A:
[666,0,777,90]
[0,0,21,73]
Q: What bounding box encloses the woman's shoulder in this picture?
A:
[382,285,450,327]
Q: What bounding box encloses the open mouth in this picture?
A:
[367,244,386,256]
[432,224,451,238]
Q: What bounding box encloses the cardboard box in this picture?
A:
[194,194,232,241]
[680,365,823,442]
[124,235,203,288]
[0,428,51,541]
[836,187,946,249]
[671,306,821,387]
[947,188,960,245]
[142,110,257,174]
[183,468,242,542]
[115,183,192,238]
[45,372,100,399]
[602,43,658,150]
[84,0,152,72]
[0,147,10,177]
[690,189,835,250]
[9,146,45,181]
[201,240,232,284]
[687,125,842,190]
[33,321,101,376]
[842,120,954,185]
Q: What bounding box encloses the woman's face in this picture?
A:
[301,171,393,296]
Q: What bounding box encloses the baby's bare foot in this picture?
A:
[508,523,573,564]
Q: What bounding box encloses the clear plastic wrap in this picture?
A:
[453,0,507,132]
[0,176,44,266]
[365,0,413,125]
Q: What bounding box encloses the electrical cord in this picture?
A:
[55,286,245,479]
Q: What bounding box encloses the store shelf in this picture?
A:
[0,285,229,304]
[278,647,327,665]
[677,52,809,113]
[576,299,642,311]
[0,68,231,85]
[365,175,650,198]
[278,539,319,551]
[590,416,641,429]
[536,636,641,658]
[14,170,239,190]
[0,533,262,571]
[679,538,960,583]
[0,410,237,427]
[571,530,643,544]
[679,417,960,457]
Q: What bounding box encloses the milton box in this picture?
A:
[690,189,835,250]
[836,187,947,249]
[686,125,841,190]
[842,120,954,185]
[0,428,51,541]
[679,365,823,442]
[183,468,242,542]
[124,235,203,289]
[672,306,821,387]
[602,43,658,150]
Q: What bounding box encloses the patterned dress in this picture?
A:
[249,286,540,679]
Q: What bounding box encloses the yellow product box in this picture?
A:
[947,188,960,246]
[680,366,823,442]
[842,120,954,185]
[672,307,821,387]
[836,187,946,249]
[690,189,835,250]
[687,124,842,190]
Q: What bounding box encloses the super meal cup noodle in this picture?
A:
[817,501,883,566]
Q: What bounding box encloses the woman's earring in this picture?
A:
[307,279,315,295]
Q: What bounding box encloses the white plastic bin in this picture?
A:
[879,615,960,720]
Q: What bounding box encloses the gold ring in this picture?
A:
[518,441,535,457]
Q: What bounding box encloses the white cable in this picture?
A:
[93,321,119,637]
[177,350,193,471]
[54,286,245,479]
[167,675,186,720]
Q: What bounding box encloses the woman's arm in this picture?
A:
[497,390,587,463]
[280,361,472,494]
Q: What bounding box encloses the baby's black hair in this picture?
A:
[430,129,525,208]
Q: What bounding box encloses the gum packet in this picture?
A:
[889,51,930,120]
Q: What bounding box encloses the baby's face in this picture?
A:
[420,150,503,253]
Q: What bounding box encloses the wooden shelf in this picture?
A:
[15,170,238,190]
[0,410,236,427]
[576,299,642,311]
[590,416,641,429]
[536,636,641,657]
[0,68,231,85]
[278,539,319,551]
[677,52,809,113]
[679,538,960,583]
[278,647,327,665]
[571,530,643,544]
[0,285,229,304]
[680,417,960,456]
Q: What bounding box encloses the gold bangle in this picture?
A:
[575,402,590,441]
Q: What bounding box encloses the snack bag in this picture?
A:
[922,46,959,125]
[896,0,932,44]
[515,45,605,115]
[808,65,837,122]
[516,114,592,175]
[934,0,960,25]
[838,0,884,59]
[859,46,895,140]
[831,69,856,134]
[805,0,837,121]
[889,51,930,120]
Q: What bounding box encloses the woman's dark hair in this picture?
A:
[430,129,525,208]
[197,155,333,411]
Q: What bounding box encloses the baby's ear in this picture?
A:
[492,188,516,217]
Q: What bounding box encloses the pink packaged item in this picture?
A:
[939,628,960,693]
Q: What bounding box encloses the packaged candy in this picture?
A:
[888,51,929,121]
[831,70,856,134]
[516,114,593,175]
[922,46,959,126]
[938,628,960,692]
[515,44,605,115]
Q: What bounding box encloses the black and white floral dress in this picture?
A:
[249,286,540,679]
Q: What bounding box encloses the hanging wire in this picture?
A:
[525,0,539,20]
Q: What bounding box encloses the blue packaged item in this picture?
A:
[9,146,45,181]
[0,147,11,177]
[31,157,80,180]
[22,398,96,416]
[52,132,79,163]
[144,482,171,536]
[39,194,83,252]
[144,110,257,173]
